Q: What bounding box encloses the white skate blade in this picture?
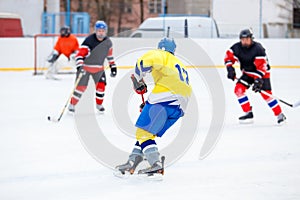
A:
[113,170,163,181]
[113,170,130,179]
[67,110,75,115]
[277,120,287,126]
[137,173,164,181]
[97,110,105,114]
[239,118,254,124]
[45,74,60,80]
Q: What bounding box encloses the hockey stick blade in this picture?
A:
[48,72,83,123]
[47,115,60,122]
[293,100,300,108]
[238,80,296,109]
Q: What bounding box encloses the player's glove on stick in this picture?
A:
[227,66,236,81]
[252,78,264,93]
[131,74,147,94]
[76,65,86,75]
[110,65,117,77]
[139,102,145,112]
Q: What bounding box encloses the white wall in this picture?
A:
[0,0,60,36]
[213,0,260,37]
[0,38,34,68]
[213,0,292,38]
[0,38,300,70]
[0,0,44,36]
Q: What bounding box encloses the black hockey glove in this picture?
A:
[227,66,236,81]
[252,78,264,93]
[139,102,145,112]
[110,66,117,77]
[131,74,147,95]
[76,65,86,75]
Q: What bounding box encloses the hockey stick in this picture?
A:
[139,93,146,112]
[47,72,84,122]
[237,78,300,108]
[141,93,145,104]
[260,90,300,108]
[166,26,170,38]
[130,74,147,111]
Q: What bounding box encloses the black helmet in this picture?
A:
[60,26,71,37]
[239,29,253,39]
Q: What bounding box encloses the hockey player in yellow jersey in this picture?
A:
[115,38,192,177]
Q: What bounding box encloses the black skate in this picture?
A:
[277,113,286,124]
[115,155,143,177]
[68,104,75,113]
[96,104,105,113]
[138,156,165,176]
[239,111,254,124]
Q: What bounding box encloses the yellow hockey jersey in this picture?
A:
[134,49,192,111]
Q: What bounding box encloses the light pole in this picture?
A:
[162,0,166,36]
[66,0,70,27]
[259,0,262,38]
[210,0,214,38]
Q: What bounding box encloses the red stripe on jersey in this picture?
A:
[263,71,270,79]
[76,46,90,58]
[224,49,237,67]
[107,48,115,65]
[83,65,104,73]
[107,48,113,57]
[254,56,267,76]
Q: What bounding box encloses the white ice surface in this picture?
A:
[0,68,300,200]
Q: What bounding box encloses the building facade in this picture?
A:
[60,0,162,36]
[0,0,299,37]
[59,0,211,36]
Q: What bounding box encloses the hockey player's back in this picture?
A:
[135,49,191,106]
[115,38,192,179]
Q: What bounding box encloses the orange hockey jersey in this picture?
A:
[54,34,79,58]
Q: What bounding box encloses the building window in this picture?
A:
[293,0,300,28]
[149,0,162,14]
[124,0,132,13]
[108,27,114,37]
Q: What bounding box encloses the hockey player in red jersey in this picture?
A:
[68,21,117,113]
[45,26,79,79]
[224,29,286,124]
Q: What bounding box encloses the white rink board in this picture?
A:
[1,38,300,69]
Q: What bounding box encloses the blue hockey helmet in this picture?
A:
[95,21,107,39]
[158,38,176,54]
[94,20,107,30]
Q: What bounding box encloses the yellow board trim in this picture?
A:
[1,65,300,71]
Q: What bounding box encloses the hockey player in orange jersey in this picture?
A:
[45,26,79,80]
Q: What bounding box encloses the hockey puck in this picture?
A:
[47,116,51,121]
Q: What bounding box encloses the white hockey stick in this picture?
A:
[47,72,84,122]
[260,90,300,108]
[238,78,300,108]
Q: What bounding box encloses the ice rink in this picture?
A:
[0,67,300,200]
